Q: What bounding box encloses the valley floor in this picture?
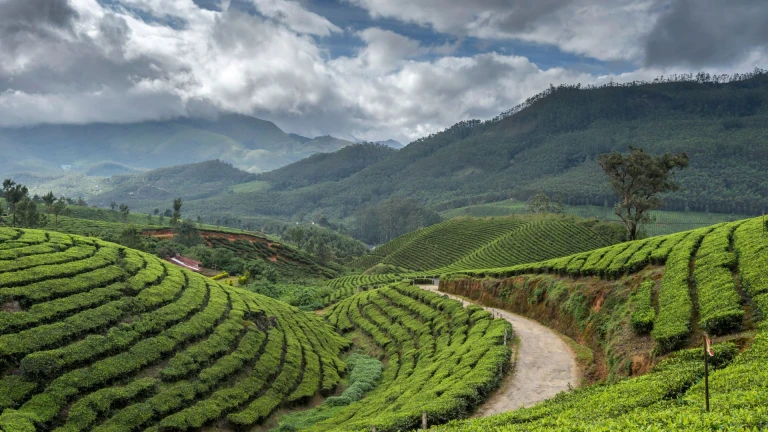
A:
[418,285,579,416]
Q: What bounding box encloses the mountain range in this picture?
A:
[18,71,768,232]
[0,113,357,176]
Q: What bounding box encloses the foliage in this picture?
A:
[273,354,384,431]
[317,283,511,430]
[247,281,333,311]
[598,147,689,240]
[431,341,748,431]
[352,215,617,274]
[0,228,348,431]
[173,220,202,247]
[526,192,564,214]
[630,280,655,334]
[353,197,443,245]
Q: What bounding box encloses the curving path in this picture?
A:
[418,285,580,416]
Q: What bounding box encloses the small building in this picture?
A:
[167,254,203,272]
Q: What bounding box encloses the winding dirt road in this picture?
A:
[418,285,579,416]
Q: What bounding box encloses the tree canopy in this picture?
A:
[598,147,689,240]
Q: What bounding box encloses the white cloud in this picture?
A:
[356,28,425,70]
[346,0,663,62]
[251,0,341,36]
[0,0,766,145]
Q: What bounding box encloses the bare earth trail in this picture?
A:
[418,285,580,416]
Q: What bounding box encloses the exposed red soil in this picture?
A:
[144,229,271,245]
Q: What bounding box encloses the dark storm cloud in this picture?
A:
[645,0,768,67]
[0,0,79,55]
[0,0,79,32]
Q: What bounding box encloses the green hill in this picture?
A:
[351,216,618,273]
[320,216,768,430]
[0,227,349,431]
[167,71,768,225]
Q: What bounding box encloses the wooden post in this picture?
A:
[504,328,508,346]
[371,427,376,432]
[422,411,427,429]
[704,336,710,412]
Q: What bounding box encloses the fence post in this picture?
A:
[422,411,428,429]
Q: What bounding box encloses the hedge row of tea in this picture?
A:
[320,283,511,431]
[0,227,347,431]
[379,218,525,271]
[438,221,614,273]
[351,218,614,275]
[446,218,766,353]
[433,335,768,431]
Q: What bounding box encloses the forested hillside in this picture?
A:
[172,71,768,224]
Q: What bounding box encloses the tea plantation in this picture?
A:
[0,227,349,431]
[3,215,768,431]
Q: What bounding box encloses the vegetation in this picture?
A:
[353,197,443,245]
[45,70,766,236]
[352,215,619,274]
[0,227,348,431]
[319,283,511,430]
[432,341,755,431]
[272,354,384,431]
[598,147,689,240]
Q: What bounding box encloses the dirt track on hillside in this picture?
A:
[418,285,579,416]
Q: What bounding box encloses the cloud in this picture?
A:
[0,0,766,145]
[644,0,768,67]
[356,28,425,70]
[252,0,341,36]
[345,0,663,62]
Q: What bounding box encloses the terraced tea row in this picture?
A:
[432,337,768,431]
[438,221,614,273]
[321,283,511,431]
[449,228,693,280]
[379,218,525,271]
[0,227,347,431]
[323,274,408,305]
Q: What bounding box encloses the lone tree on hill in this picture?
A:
[119,204,130,223]
[598,147,689,240]
[172,198,182,226]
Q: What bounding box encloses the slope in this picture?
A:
[0,227,349,431]
[320,216,768,430]
[352,216,617,273]
[439,220,615,273]
[174,71,768,223]
[255,143,396,191]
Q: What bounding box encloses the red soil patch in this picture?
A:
[144,229,269,245]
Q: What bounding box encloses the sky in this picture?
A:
[1,0,767,143]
